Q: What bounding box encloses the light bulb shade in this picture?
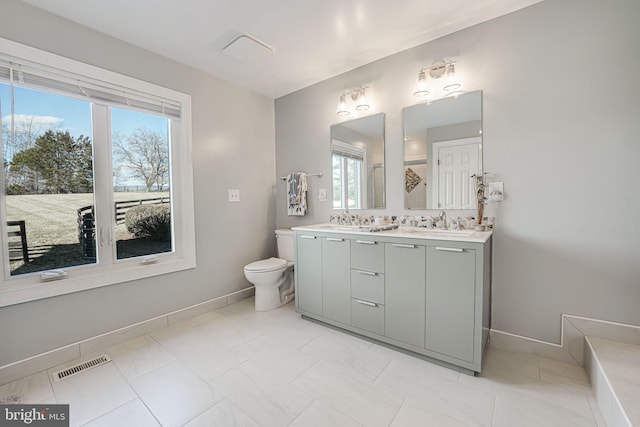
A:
[413,69,430,97]
[443,63,461,92]
[336,94,349,116]
[355,88,370,111]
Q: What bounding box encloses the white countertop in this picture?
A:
[292,223,492,243]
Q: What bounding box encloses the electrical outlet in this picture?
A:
[228,189,240,202]
[318,188,327,202]
[488,182,504,201]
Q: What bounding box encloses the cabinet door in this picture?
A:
[351,270,384,305]
[385,243,426,347]
[426,245,476,362]
[351,299,384,335]
[351,239,384,273]
[296,234,322,315]
[322,237,351,324]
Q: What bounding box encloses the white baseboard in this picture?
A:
[562,314,640,366]
[0,287,255,386]
[489,329,576,364]
[491,315,640,367]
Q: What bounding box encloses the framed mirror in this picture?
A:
[403,90,482,210]
[331,113,385,209]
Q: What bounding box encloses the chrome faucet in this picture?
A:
[439,210,447,229]
[341,209,351,225]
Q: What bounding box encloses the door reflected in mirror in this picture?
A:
[403,91,482,210]
[331,113,385,209]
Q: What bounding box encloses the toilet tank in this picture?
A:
[275,229,295,261]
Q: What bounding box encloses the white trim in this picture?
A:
[489,328,576,364]
[0,38,187,106]
[564,313,640,331]
[0,37,196,307]
[562,314,640,366]
[490,315,640,367]
[491,328,564,348]
[0,287,255,386]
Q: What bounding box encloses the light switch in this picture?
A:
[318,188,327,202]
[228,189,240,202]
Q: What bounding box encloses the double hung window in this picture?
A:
[332,139,365,209]
[0,38,195,306]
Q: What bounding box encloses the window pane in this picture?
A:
[332,154,344,209]
[346,157,361,209]
[111,107,172,260]
[1,84,95,275]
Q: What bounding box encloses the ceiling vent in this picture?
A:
[222,33,275,62]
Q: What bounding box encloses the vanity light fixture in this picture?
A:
[413,69,430,97]
[443,62,461,91]
[337,93,350,117]
[355,87,370,111]
[336,86,371,116]
[413,59,461,96]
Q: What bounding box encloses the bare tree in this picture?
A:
[113,128,169,191]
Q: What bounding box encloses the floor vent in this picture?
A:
[53,355,111,381]
[0,394,22,404]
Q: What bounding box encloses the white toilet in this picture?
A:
[243,229,295,311]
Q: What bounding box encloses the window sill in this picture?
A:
[0,255,196,308]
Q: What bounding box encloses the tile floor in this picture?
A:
[0,297,605,427]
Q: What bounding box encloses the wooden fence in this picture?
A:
[76,197,169,259]
[7,220,29,263]
[76,197,170,226]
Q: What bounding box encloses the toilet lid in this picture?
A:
[244,257,288,272]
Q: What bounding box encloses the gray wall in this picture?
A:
[0,0,276,365]
[275,0,640,343]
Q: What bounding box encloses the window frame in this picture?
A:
[0,38,196,308]
[331,139,366,209]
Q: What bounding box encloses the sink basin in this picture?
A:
[394,228,476,237]
[312,223,361,231]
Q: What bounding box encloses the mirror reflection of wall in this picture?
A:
[331,113,385,210]
[403,91,482,210]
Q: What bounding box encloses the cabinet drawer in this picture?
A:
[351,270,384,304]
[351,239,384,273]
[351,299,384,335]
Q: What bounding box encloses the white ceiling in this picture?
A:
[19,0,542,99]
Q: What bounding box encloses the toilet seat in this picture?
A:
[244,257,287,273]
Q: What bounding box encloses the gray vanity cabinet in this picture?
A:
[321,237,351,324]
[295,234,323,316]
[384,243,426,348]
[294,227,492,374]
[426,245,477,363]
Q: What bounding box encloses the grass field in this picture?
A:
[6,192,170,275]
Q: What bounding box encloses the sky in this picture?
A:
[1,82,169,187]
[0,83,167,141]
